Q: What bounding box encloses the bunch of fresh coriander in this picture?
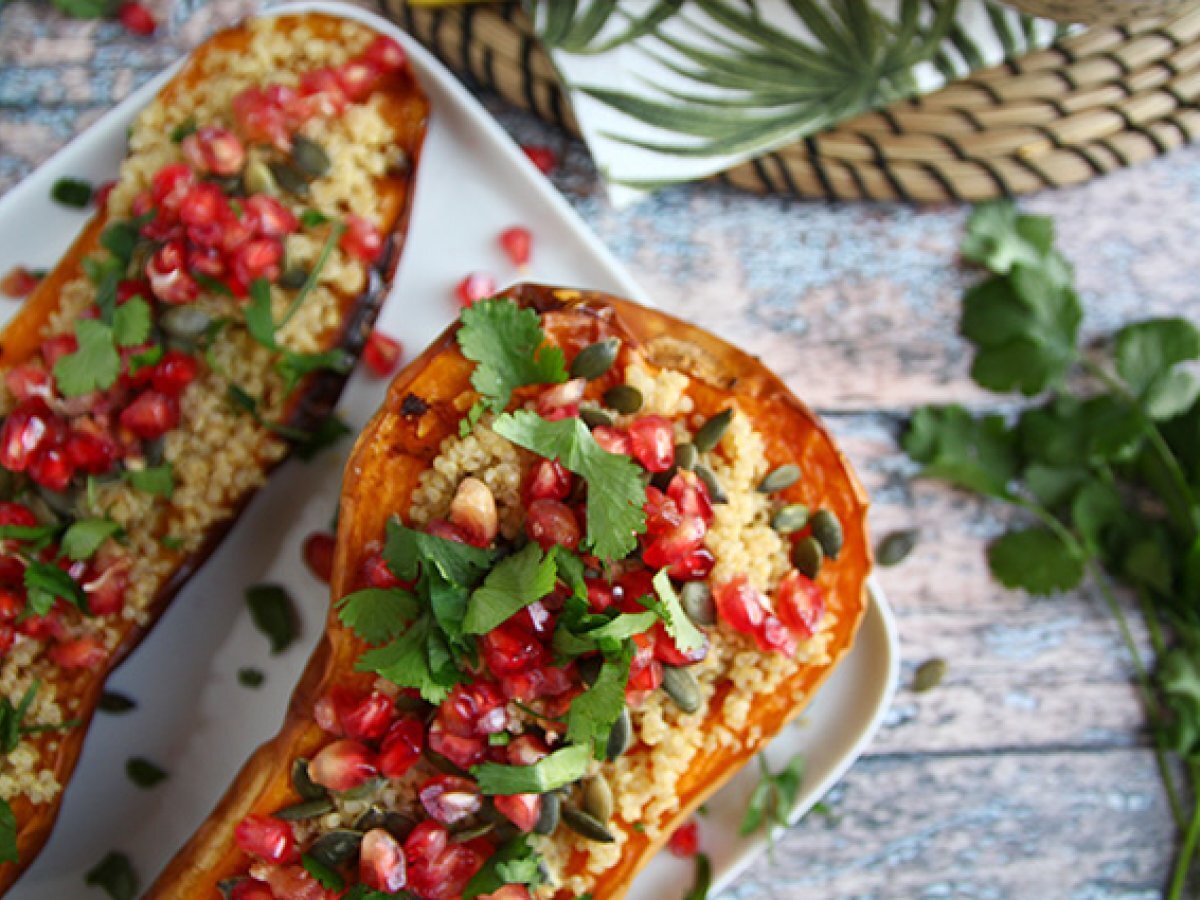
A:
[905,201,1200,898]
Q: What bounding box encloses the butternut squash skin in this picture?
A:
[149,285,871,899]
[0,13,428,893]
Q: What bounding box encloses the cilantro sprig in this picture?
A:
[739,752,804,860]
[905,201,1200,898]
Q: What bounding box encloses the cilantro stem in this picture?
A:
[1167,766,1200,900]
[278,222,346,330]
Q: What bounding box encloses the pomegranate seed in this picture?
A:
[363,330,402,379]
[242,195,298,238]
[0,503,36,528]
[480,887,533,900]
[419,775,482,825]
[668,471,714,525]
[29,447,74,492]
[181,126,246,177]
[448,477,498,548]
[6,365,53,404]
[441,681,508,737]
[514,598,556,637]
[363,35,407,73]
[298,68,349,118]
[592,425,631,456]
[410,844,484,900]
[535,378,585,422]
[524,459,572,504]
[17,612,66,642]
[776,571,825,638]
[404,820,449,864]
[427,717,486,769]
[585,577,616,612]
[234,815,299,864]
[378,715,424,778]
[117,278,151,304]
[336,59,383,102]
[668,820,700,857]
[714,575,768,636]
[525,498,581,551]
[179,182,229,229]
[302,532,335,583]
[426,519,469,545]
[455,272,496,307]
[360,827,407,892]
[628,416,675,472]
[40,335,78,371]
[313,687,349,735]
[93,180,116,210]
[480,620,548,676]
[668,547,715,581]
[48,636,106,670]
[146,241,199,305]
[117,1,156,36]
[521,145,557,176]
[627,657,663,694]
[499,664,573,701]
[248,864,328,900]
[498,226,531,268]
[150,163,194,213]
[83,563,128,616]
[231,87,292,152]
[507,733,549,766]
[119,390,179,440]
[308,738,378,792]
[758,614,798,656]
[186,246,224,278]
[0,589,24,622]
[642,515,707,570]
[616,569,657,613]
[232,238,284,286]
[493,793,541,833]
[652,620,709,666]
[359,550,404,590]
[0,626,14,656]
[341,691,396,743]
[340,214,384,263]
[228,880,275,900]
[150,350,199,396]
[0,267,40,299]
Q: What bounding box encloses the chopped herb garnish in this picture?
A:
[276,347,353,394]
[300,209,330,228]
[648,570,705,654]
[112,296,151,347]
[245,584,297,655]
[0,799,15,864]
[237,667,265,688]
[125,757,167,789]
[566,644,631,755]
[294,414,352,462]
[337,588,419,644]
[277,221,346,329]
[302,853,345,891]
[61,518,122,561]
[127,463,174,499]
[471,743,590,795]
[99,221,138,263]
[54,319,121,397]
[25,559,88,616]
[683,853,712,900]
[740,752,804,859]
[462,542,557,635]
[84,850,138,900]
[169,117,197,143]
[51,176,92,208]
[355,613,459,704]
[98,691,136,714]
[159,535,185,550]
[463,836,545,898]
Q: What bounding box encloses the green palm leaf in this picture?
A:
[531,0,685,54]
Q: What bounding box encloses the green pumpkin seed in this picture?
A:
[692,409,733,453]
[160,305,214,341]
[681,582,715,627]
[206,174,244,196]
[291,758,326,801]
[605,708,633,760]
[243,159,278,196]
[561,804,616,843]
[274,797,335,821]
[278,266,309,290]
[571,338,620,381]
[674,442,698,471]
[341,776,385,801]
[758,464,801,494]
[308,829,363,868]
[426,749,469,776]
[451,821,496,842]
[662,666,702,714]
[810,509,844,560]
[603,384,642,415]
[291,135,332,178]
[269,161,310,196]
[913,658,947,693]
[580,407,615,429]
[694,465,727,504]
[791,536,824,579]
[534,791,561,835]
[877,529,919,567]
[771,503,809,535]
[35,483,78,518]
[582,777,614,824]
[353,806,388,832]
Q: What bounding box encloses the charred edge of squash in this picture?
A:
[148,285,871,899]
[0,14,429,893]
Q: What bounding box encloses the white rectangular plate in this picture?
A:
[0,3,899,896]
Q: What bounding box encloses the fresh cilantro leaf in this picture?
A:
[581,611,657,646]
[169,118,196,143]
[383,519,495,587]
[566,646,631,754]
[98,691,136,714]
[294,414,352,462]
[128,344,164,376]
[1070,481,1125,552]
[456,297,567,428]
[112,296,151,348]
[961,201,1056,276]
[0,682,37,753]
[160,535,185,550]
[246,278,278,349]
[739,753,805,841]
[99,222,138,264]
[492,411,647,560]
[650,569,705,653]
[337,588,419,644]
[0,523,58,544]
[550,545,587,601]
[356,614,459,704]
[1160,644,1200,756]
[127,463,174,498]
[0,799,15,865]
[245,584,297,654]
[683,853,712,900]
[277,348,353,394]
[1114,318,1200,396]
[1022,463,1087,510]
[237,667,265,688]
[50,177,92,208]
[125,757,167,789]
[986,527,1085,595]
[54,319,120,397]
[302,854,345,891]
[1144,369,1200,422]
[471,743,590,795]
[904,406,1017,499]
[25,560,87,616]
[300,209,330,228]
[61,518,122,561]
[463,542,557,635]
[84,851,138,900]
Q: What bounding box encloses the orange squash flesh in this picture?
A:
[0,13,428,893]
[148,284,871,898]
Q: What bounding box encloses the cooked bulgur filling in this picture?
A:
[0,16,407,816]
[224,298,840,900]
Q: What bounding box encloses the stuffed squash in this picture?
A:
[150,285,870,899]
[0,12,427,891]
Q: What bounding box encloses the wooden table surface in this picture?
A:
[1,2,1195,896]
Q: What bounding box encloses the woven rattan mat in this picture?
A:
[385,0,1200,201]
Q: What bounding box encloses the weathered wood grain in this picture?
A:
[2,2,1198,895]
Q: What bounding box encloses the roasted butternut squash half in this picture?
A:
[0,12,427,892]
[150,285,870,899]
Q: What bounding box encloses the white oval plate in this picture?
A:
[0,4,900,896]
